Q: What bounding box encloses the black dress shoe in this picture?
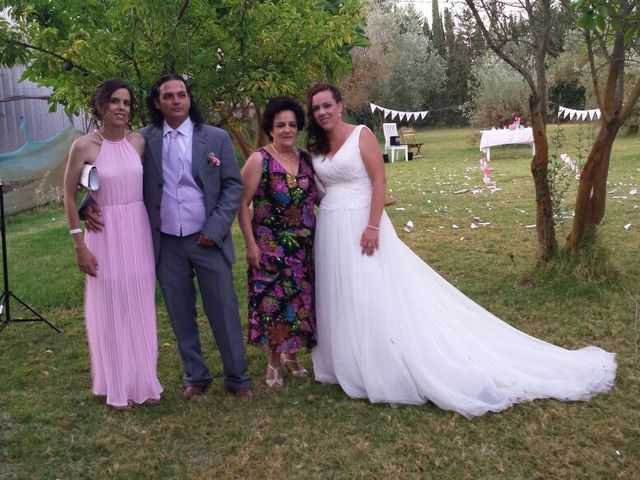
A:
[232,387,253,401]
[183,385,205,400]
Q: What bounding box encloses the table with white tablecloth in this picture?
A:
[479,128,535,161]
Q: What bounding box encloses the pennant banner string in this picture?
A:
[556,104,601,121]
[370,103,430,121]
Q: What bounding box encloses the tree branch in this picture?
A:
[176,0,190,22]
[585,30,604,115]
[0,95,51,103]
[6,40,90,73]
[463,0,536,93]
[619,78,640,124]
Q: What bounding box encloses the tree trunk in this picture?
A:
[566,121,620,252]
[225,106,266,161]
[228,127,253,160]
[529,94,557,261]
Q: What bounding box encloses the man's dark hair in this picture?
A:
[147,74,203,127]
[261,97,305,141]
[90,78,134,124]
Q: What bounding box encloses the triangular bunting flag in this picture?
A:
[366,102,431,122]
[558,105,601,122]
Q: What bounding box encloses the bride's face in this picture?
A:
[311,90,342,132]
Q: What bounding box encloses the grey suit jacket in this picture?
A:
[140,123,244,266]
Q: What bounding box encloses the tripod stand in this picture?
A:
[0,181,60,332]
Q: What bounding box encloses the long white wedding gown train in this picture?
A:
[311,125,616,418]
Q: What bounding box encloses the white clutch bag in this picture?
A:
[79,164,99,191]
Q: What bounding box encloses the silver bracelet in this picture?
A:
[367,224,380,231]
[70,228,83,235]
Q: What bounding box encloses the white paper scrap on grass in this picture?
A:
[525,224,537,228]
[624,223,632,230]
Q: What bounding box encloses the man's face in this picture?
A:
[155,79,191,127]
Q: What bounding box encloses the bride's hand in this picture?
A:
[360,225,379,256]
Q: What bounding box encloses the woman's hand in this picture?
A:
[360,225,379,256]
[246,242,262,269]
[75,245,98,277]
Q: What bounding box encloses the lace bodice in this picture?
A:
[312,125,372,211]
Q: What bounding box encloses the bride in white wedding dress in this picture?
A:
[305,83,616,418]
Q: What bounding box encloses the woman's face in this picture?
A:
[270,110,298,148]
[311,90,342,131]
[101,88,131,127]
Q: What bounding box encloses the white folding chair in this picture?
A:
[383,123,409,162]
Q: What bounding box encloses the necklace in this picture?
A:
[271,143,299,163]
[270,144,299,188]
[96,128,126,142]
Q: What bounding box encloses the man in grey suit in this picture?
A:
[86,74,252,399]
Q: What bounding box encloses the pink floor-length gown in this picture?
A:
[84,135,162,408]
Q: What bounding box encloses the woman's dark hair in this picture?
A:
[261,96,305,141]
[89,78,134,124]
[147,73,203,127]
[306,83,342,155]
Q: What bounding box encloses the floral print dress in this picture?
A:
[247,148,317,353]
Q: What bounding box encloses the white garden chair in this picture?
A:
[383,123,409,162]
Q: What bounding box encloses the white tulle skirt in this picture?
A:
[311,206,616,418]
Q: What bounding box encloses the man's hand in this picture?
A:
[197,233,216,248]
[84,203,104,232]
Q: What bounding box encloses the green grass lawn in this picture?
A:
[1,124,638,479]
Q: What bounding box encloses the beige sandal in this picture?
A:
[265,363,284,388]
[281,353,309,377]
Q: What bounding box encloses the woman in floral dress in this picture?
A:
[238,97,317,388]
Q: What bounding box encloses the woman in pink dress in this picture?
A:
[63,78,162,410]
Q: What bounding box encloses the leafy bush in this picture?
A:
[468,53,530,128]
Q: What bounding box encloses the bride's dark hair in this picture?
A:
[306,83,342,155]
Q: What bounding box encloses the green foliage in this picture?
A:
[547,126,574,234]
[575,0,640,41]
[549,80,587,116]
[431,0,445,57]
[342,3,445,118]
[0,0,367,126]
[468,53,530,128]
